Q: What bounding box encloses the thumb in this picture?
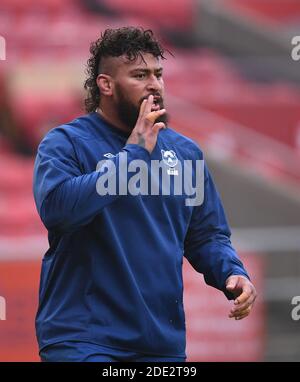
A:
[226,277,238,291]
[152,122,166,135]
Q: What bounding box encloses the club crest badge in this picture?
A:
[161,149,179,175]
[161,150,178,167]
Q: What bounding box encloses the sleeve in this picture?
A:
[183,160,250,300]
[33,128,151,233]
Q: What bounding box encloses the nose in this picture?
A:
[146,74,162,93]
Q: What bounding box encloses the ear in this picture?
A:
[96,74,113,96]
[161,149,165,155]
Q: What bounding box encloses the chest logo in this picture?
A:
[103,152,116,159]
[161,149,178,168]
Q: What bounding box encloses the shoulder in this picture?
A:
[161,127,204,159]
[38,113,97,148]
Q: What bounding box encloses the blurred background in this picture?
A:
[0,0,300,362]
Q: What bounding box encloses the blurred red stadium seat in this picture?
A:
[104,0,194,29]
[10,92,82,150]
[227,0,300,24]
[0,153,44,235]
[166,50,300,149]
[0,0,76,16]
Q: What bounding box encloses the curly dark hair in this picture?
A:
[84,27,168,113]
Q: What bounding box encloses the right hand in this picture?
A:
[126,95,166,154]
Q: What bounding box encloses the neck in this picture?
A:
[96,105,132,134]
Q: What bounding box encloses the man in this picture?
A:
[33,27,257,362]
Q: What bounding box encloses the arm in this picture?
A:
[184,161,257,317]
[33,95,166,234]
[33,129,151,233]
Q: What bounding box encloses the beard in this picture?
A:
[114,84,169,131]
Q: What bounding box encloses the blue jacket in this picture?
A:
[33,112,249,357]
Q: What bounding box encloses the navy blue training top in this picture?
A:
[33,112,249,357]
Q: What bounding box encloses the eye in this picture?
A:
[135,73,146,79]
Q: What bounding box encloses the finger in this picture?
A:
[235,310,251,320]
[234,287,253,305]
[152,122,166,135]
[230,303,252,317]
[226,277,238,291]
[145,108,166,124]
[137,99,148,121]
[229,305,252,318]
[230,310,251,319]
[144,94,154,116]
[230,295,256,314]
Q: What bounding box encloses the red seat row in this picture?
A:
[227,0,300,24]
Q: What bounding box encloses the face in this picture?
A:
[111,53,168,129]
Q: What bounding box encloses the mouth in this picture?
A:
[140,95,163,112]
[151,103,161,112]
[151,96,162,112]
